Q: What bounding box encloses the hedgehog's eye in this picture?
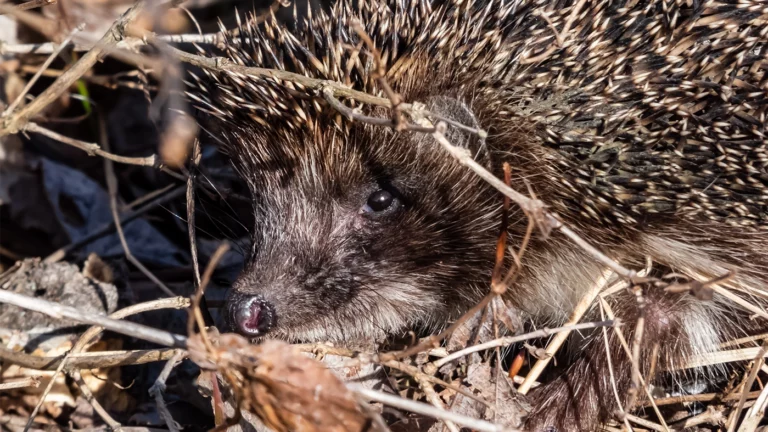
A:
[362,189,400,215]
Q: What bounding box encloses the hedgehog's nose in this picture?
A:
[228,295,276,337]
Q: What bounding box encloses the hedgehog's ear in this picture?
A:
[422,95,489,166]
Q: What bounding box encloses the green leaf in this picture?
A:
[75,80,92,115]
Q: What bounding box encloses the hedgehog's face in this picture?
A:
[224,96,500,344]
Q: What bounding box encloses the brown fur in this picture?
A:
[188,0,768,430]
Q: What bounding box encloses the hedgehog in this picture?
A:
[187,0,768,430]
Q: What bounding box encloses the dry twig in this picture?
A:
[350,385,512,432]
[149,350,187,432]
[101,114,174,297]
[3,24,84,117]
[0,0,147,136]
[0,376,40,391]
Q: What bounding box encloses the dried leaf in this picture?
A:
[189,334,369,432]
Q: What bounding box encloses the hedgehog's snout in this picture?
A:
[227,294,276,337]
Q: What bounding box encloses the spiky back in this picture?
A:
[189,0,768,229]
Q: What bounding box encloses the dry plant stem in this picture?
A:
[430,123,537,217]
[23,351,71,432]
[70,369,122,430]
[419,379,459,432]
[433,319,615,368]
[350,385,513,432]
[0,0,147,137]
[0,3,163,73]
[188,242,229,353]
[738,379,768,432]
[0,246,22,261]
[321,86,432,131]
[0,290,189,348]
[0,33,220,55]
[712,285,768,320]
[0,262,26,284]
[101,116,175,297]
[490,163,513,290]
[3,24,84,117]
[383,359,490,406]
[44,185,186,263]
[126,184,176,210]
[555,223,637,279]
[0,346,180,370]
[13,422,162,432]
[517,267,615,394]
[9,298,191,429]
[721,333,768,349]
[350,20,404,128]
[727,342,767,432]
[11,0,56,11]
[170,45,390,107]
[149,350,187,432]
[0,376,40,391]
[62,300,189,430]
[600,298,669,431]
[187,140,202,288]
[671,406,725,430]
[383,293,494,362]
[77,297,191,352]
[626,286,647,411]
[623,414,665,432]
[650,391,761,407]
[0,41,88,55]
[681,346,768,370]
[14,67,160,91]
[357,398,392,432]
[22,122,157,166]
[301,345,490,405]
[599,303,634,432]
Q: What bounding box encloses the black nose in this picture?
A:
[227,295,276,337]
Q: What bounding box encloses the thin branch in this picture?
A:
[673,406,725,431]
[0,0,147,137]
[0,346,181,370]
[23,351,71,432]
[600,298,670,431]
[419,379,459,432]
[11,0,56,12]
[168,45,391,108]
[70,369,122,430]
[23,122,158,166]
[648,391,761,407]
[599,302,634,431]
[101,114,175,297]
[0,290,189,348]
[3,24,84,117]
[350,385,514,432]
[149,350,187,432]
[625,285,647,411]
[0,376,40,391]
[727,341,767,432]
[623,414,666,432]
[518,268,615,394]
[433,320,615,368]
[188,242,229,354]
[187,139,202,288]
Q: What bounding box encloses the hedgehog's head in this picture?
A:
[222,96,504,344]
